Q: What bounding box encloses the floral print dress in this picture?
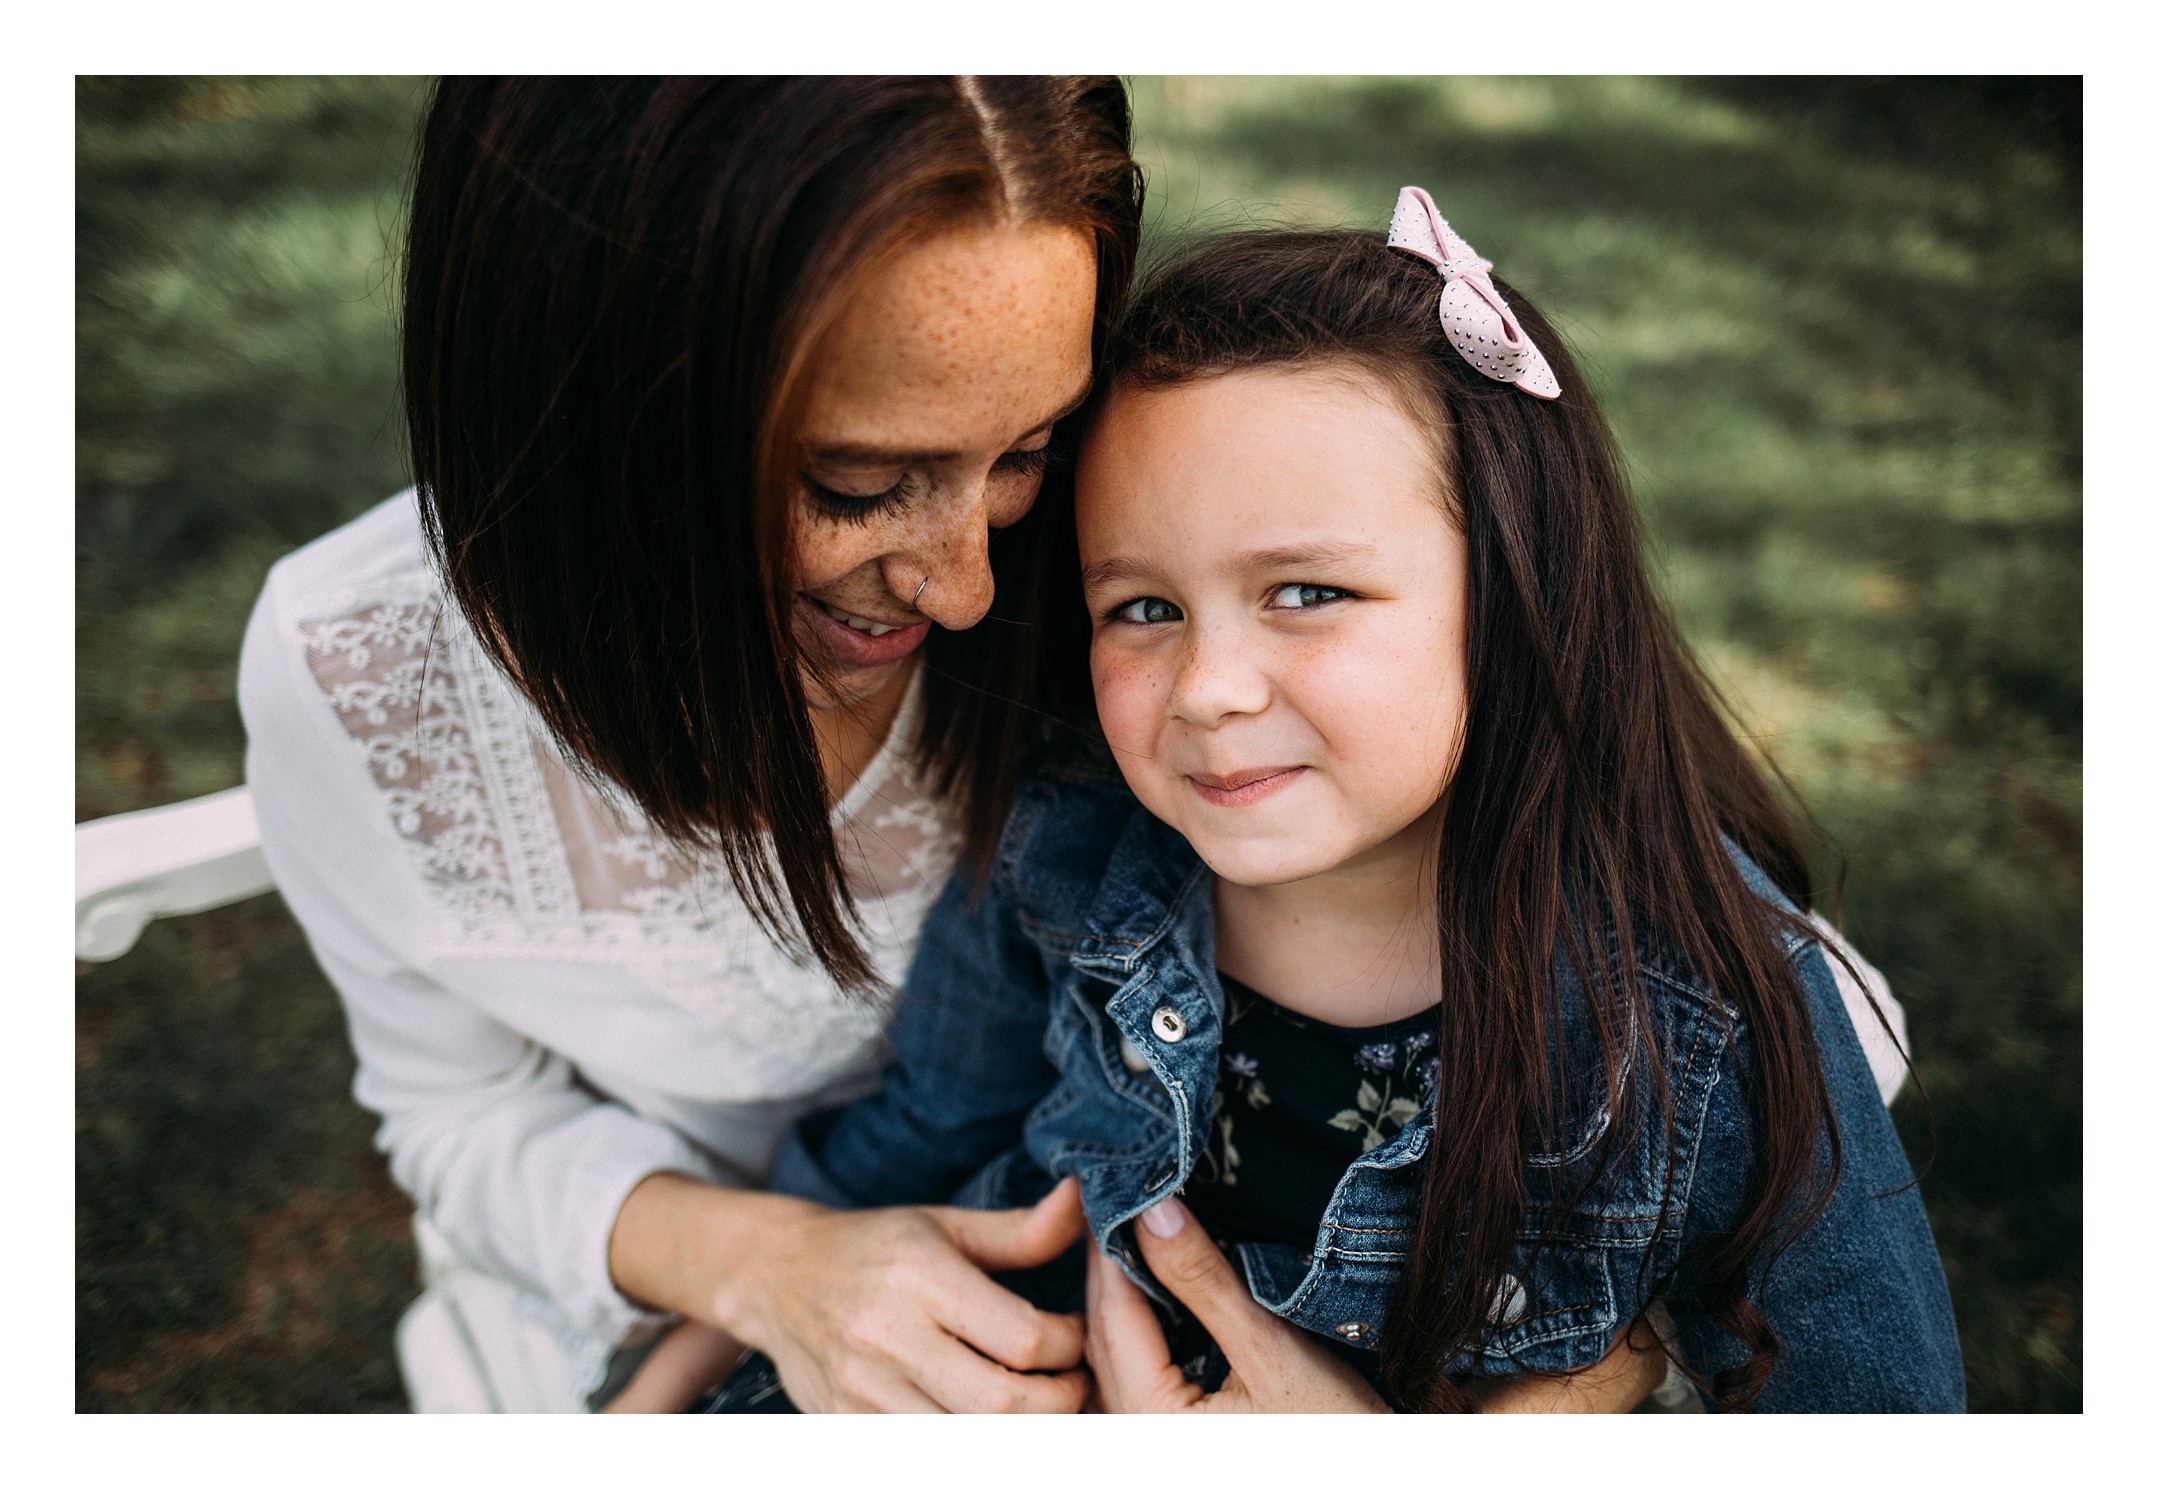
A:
[1185,975,1439,1252]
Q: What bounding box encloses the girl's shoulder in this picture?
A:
[993,736,1195,934]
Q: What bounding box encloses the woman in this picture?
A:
[238,76,1139,1412]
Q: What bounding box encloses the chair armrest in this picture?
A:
[75,786,276,961]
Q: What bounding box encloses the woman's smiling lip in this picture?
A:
[1186,765,1308,807]
[796,594,931,669]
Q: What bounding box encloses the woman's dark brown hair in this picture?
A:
[402,77,1142,993]
[1090,231,1851,1410]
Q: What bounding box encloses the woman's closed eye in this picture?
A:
[1270,582,1354,610]
[804,438,1065,526]
[1107,596,1183,626]
[801,469,924,525]
[994,438,1071,482]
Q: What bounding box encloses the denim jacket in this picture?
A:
[771,745,1965,1411]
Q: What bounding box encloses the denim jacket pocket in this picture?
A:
[1470,1237,1625,1375]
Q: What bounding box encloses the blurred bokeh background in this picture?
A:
[76,76,2080,1411]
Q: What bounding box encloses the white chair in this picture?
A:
[75,788,584,1411]
[75,787,276,963]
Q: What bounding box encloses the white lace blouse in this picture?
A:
[237,491,963,1371]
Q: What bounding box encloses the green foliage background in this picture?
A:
[76,77,2080,1411]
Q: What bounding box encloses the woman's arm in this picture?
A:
[608,862,1092,1412]
[606,1171,1089,1412]
[242,582,720,1348]
[244,577,1089,1412]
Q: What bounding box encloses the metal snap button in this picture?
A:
[1490,1273,1527,1327]
[1149,1006,1187,1043]
[1334,1320,1370,1342]
[1117,1034,1150,1073]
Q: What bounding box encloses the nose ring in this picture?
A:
[912,576,929,609]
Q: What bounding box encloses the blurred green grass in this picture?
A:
[76,76,2080,1411]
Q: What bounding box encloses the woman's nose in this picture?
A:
[882,486,996,631]
[1166,623,1270,729]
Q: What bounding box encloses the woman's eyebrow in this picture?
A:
[806,378,1094,468]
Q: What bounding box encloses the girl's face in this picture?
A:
[1076,366,1470,889]
[791,221,1097,713]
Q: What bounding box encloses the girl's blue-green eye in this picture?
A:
[1110,596,1182,626]
[1273,583,1352,610]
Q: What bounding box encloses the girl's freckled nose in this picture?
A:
[1167,624,1269,728]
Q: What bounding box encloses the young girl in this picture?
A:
[643,190,1963,1412]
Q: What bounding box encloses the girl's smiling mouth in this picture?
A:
[1186,765,1308,807]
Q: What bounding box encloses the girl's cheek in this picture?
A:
[1091,646,1166,749]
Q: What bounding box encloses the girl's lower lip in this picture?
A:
[797,596,932,670]
[1187,767,1307,807]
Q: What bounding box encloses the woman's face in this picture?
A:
[790,221,1097,712]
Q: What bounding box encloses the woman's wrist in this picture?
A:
[607,1169,822,1337]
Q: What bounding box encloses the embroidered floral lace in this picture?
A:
[295,578,961,1097]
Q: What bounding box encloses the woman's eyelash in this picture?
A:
[996,441,1071,479]
[805,441,1063,525]
[802,473,916,525]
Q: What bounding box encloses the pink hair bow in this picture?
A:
[1386,186,1561,401]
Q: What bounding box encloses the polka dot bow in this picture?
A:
[1385,186,1561,401]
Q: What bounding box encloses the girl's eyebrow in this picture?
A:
[1081,539,1382,593]
[1080,555,1158,592]
[1234,539,1383,571]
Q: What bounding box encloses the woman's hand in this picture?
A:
[1083,1195,1391,1413]
[610,1171,1092,1413]
[1085,1193,1667,1414]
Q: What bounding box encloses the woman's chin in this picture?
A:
[801,660,916,715]
[792,596,931,707]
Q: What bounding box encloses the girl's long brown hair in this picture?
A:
[402,77,1142,994]
[1090,232,1843,1410]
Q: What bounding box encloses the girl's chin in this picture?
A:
[1189,835,1349,890]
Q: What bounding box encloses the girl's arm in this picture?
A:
[764,869,1065,1212]
[1656,936,1963,1410]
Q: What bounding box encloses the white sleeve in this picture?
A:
[1805,909,1911,1107]
[236,574,722,1346]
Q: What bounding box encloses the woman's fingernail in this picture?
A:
[1139,1196,1187,1238]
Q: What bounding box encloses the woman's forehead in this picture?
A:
[800,222,1096,461]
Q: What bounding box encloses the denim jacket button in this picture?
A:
[1117,1034,1151,1073]
[1149,1006,1187,1043]
[1334,1320,1370,1342]
[1490,1274,1527,1327]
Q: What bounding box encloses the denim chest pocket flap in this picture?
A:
[1467,970,1738,1374]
